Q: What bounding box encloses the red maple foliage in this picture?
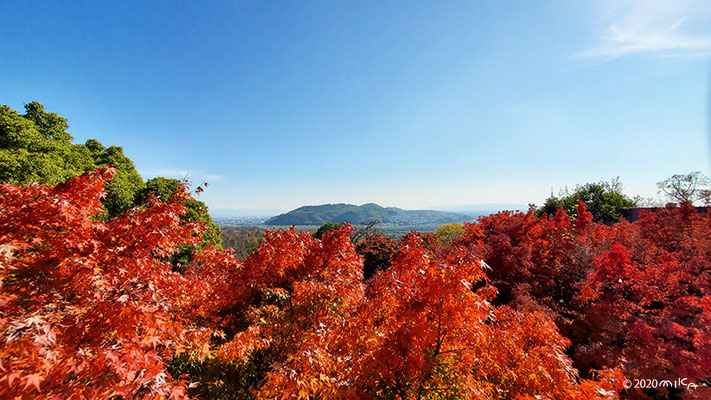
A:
[19,172,711,399]
[468,202,710,399]
[576,203,711,399]
[0,169,232,399]
[215,229,621,399]
[470,203,596,314]
[356,233,399,279]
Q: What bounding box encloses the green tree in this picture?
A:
[93,145,145,217]
[313,222,342,239]
[0,103,88,185]
[537,180,636,224]
[0,101,222,245]
[0,102,144,217]
[135,177,222,269]
[22,101,72,144]
[435,223,464,244]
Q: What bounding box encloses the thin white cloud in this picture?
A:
[156,169,193,178]
[140,168,224,182]
[576,0,711,61]
[204,174,224,182]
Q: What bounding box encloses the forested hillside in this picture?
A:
[265,202,471,226]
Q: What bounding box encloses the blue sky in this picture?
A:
[2,0,710,211]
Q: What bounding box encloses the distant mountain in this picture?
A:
[429,204,528,215]
[265,203,473,226]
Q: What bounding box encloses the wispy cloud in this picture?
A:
[156,169,193,178]
[139,168,224,182]
[576,0,711,62]
[204,174,224,182]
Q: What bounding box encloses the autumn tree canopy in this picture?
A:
[2,103,707,399]
[0,169,232,399]
[0,171,628,399]
[471,202,711,400]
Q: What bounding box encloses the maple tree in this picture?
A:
[208,228,620,399]
[471,204,594,312]
[469,202,711,399]
[0,168,232,399]
[172,225,365,399]
[575,203,711,399]
[356,233,399,279]
[7,167,710,399]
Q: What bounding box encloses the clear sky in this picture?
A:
[2,0,710,211]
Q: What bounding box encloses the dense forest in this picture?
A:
[1,103,710,399]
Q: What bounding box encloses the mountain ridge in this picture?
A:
[264,203,473,226]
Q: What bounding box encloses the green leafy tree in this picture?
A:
[0,102,145,217]
[0,103,88,185]
[537,180,636,224]
[313,222,342,239]
[93,145,145,217]
[134,177,222,269]
[22,101,72,144]
[435,223,464,244]
[0,101,221,242]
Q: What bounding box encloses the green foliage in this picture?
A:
[136,176,182,202]
[0,101,221,253]
[435,223,464,244]
[537,181,636,224]
[0,103,86,185]
[84,138,105,154]
[137,177,223,269]
[313,222,342,239]
[267,203,469,226]
[22,101,72,144]
[0,102,146,216]
[93,145,145,217]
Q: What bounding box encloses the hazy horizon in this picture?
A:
[211,202,530,218]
